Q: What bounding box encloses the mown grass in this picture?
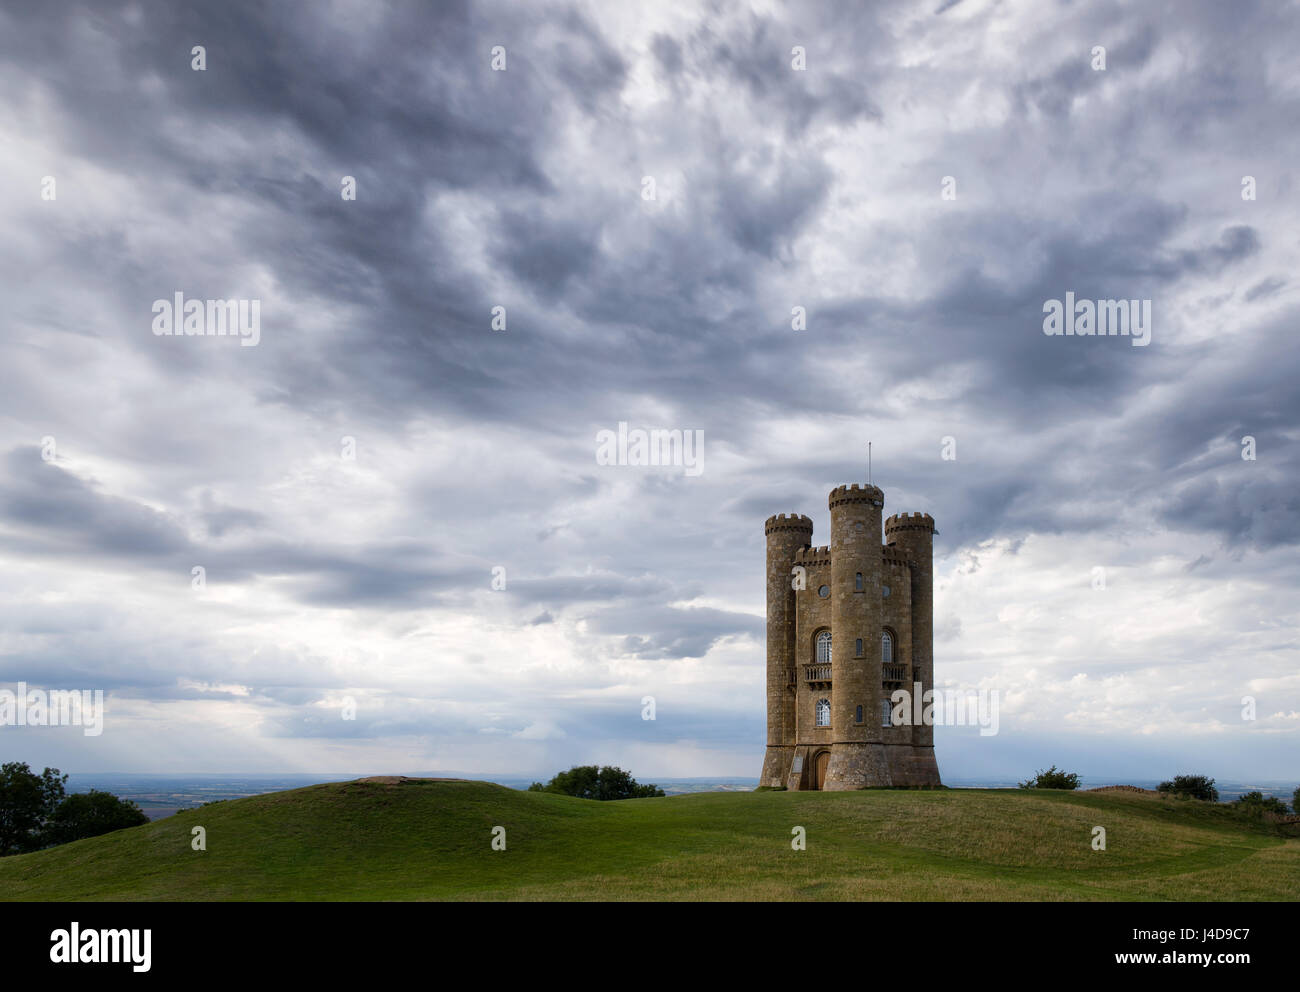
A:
[0,779,1294,901]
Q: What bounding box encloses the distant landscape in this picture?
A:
[65,773,1298,821]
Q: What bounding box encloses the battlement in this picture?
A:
[884,511,936,534]
[765,512,814,535]
[882,548,913,569]
[793,544,832,567]
[828,483,884,509]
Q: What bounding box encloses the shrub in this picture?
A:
[1018,766,1080,790]
[43,790,148,846]
[528,765,664,800]
[2,763,150,854]
[1231,791,1289,819]
[1157,775,1219,802]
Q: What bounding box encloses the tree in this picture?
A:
[590,766,665,801]
[1018,765,1080,790]
[528,765,665,800]
[1293,785,1299,815]
[1231,791,1289,818]
[1157,775,1219,802]
[0,762,67,856]
[44,790,148,846]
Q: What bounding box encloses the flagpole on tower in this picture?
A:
[868,441,872,485]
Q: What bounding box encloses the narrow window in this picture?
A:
[816,630,832,665]
[881,699,893,727]
[855,638,863,657]
[816,698,831,727]
[855,704,863,724]
[881,630,893,665]
[855,572,863,591]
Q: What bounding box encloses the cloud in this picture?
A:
[0,0,1296,779]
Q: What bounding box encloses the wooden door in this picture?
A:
[814,751,830,790]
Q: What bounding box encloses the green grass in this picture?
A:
[0,778,1295,900]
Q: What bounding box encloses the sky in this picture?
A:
[1,0,1297,783]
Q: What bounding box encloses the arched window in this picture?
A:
[855,638,863,657]
[816,630,832,665]
[816,698,831,727]
[855,704,863,724]
[881,630,893,665]
[855,572,863,591]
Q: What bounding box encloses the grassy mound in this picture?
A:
[0,779,1295,900]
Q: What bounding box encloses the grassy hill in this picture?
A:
[1,778,1295,900]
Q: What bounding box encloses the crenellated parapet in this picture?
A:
[828,483,884,510]
[881,548,913,570]
[765,512,814,536]
[884,511,936,535]
[793,545,832,568]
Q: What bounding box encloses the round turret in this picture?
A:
[828,483,884,511]
[763,511,814,781]
[884,511,936,535]
[765,512,814,536]
[883,509,937,755]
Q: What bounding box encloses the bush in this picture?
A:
[1018,765,1080,790]
[528,765,665,800]
[1157,775,1219,802]
[1231,791,1289,819]
[1,763,149,854]
[43,790,148,846]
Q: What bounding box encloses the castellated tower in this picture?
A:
[761,512,813,788]
[760,485,942,790]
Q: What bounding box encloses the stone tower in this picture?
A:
[760,484,942,790]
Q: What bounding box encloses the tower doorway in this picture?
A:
[813,750,830,790]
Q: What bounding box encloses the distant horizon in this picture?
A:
[60,770,1298,787]
[58,769,1296,822]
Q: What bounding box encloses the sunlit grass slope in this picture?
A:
[0,778,1294,901]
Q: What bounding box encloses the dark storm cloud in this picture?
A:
[1243,276,1286,302]
[1013,24,1158,119]
[1,1,557,191]
[198,490,266,538]
[691,7,885,135]
[4,0,1294,446]
[0,448,477,605]
[650,34,683,77]
[0,447,189,558]
[491,205,601,301]
[589,603,763,660]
